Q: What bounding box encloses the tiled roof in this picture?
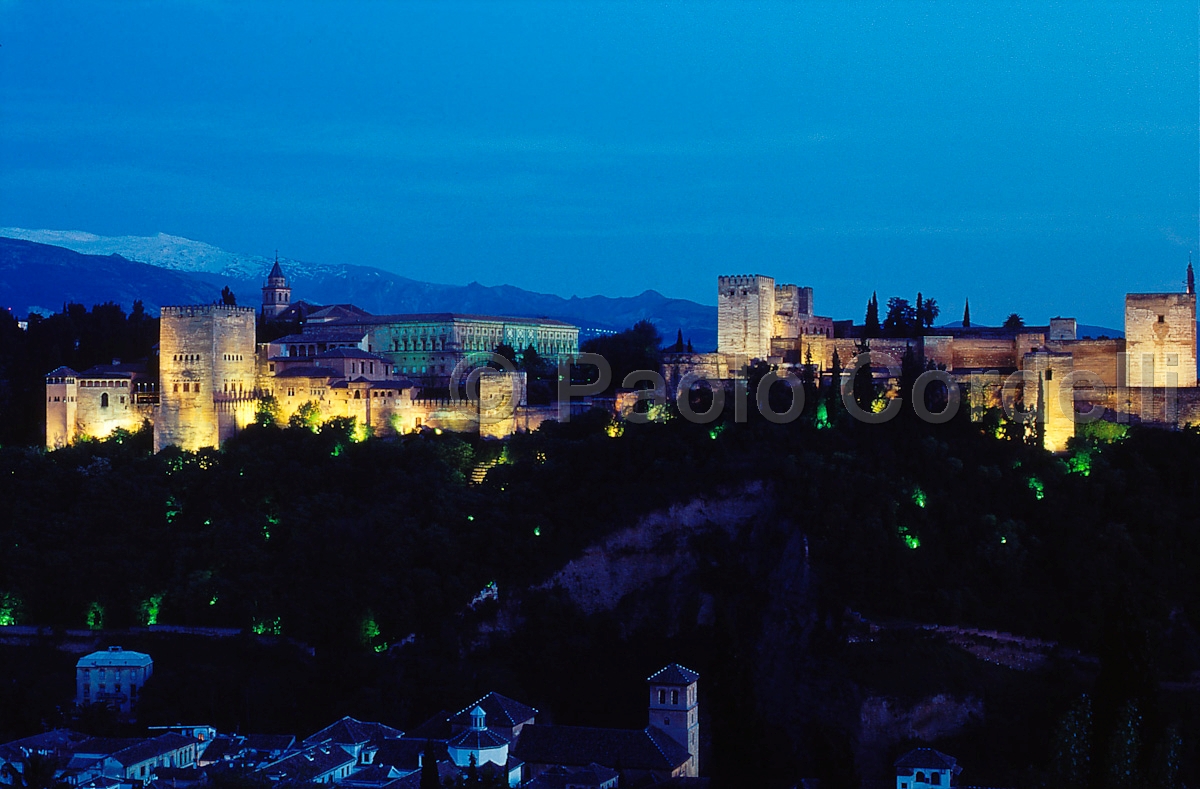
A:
[0,729,92,762]
[76,647,153,668]
[895,749,960,771]
[71,737,144,758]
[77,362,147,378]
[373,739,448,773]
[110,733,196,767]
[267,261,285,280]
[646,664,700,685]
[339,763,396,785]
[512,725,691,771]
[303,716,404,748]
[274,366,339,379]
[523,763,619,789]
[45,366,79,377]
[405,711,452,741]
[272,329,368,344]
[448,692,538,730]
[446,728,509,751]
[241,734,295,754]
[315,348,389,360]
[196,736,236,763]
[259,744,355,782]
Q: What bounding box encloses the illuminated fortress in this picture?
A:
[696,265,1199,450]
[45,262,580,451]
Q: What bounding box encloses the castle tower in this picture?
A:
[647,663,700,777]
[1024,351,1075,453]
[261,257,291,319]
[718,275,775,366]
[1125,287,1197,389]
[156,305,257,452]
[45,366,79,448]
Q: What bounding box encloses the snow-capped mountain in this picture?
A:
[0,230,719,348]
[0,228,289,280]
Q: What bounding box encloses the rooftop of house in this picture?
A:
[895,748,962,773]
[109,734,197,767]
[76,646,153,668]
[313,347,390,361]
[303,716,405,749]
[259,744,356,782]
[240,734,296,754]
[0,729,93,762]
[273,366,341,379]
[446,727,509,751]
[373,739,448,773]
[523,763,619,789]
[448,692,539,731]
[512,724,691,772]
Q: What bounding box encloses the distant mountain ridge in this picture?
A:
[0,229,719,349]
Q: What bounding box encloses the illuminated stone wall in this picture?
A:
[156,305,257,452]
[717,275,775,364]
[45,373,77,448]
[478,371,527,439]
[1024,351,1075,453]
[1125,293,1197,388]
[74,376,148,441]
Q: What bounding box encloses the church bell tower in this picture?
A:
[261,255,291,319]
[647,663,700,777]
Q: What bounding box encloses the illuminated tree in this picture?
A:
[288,400,321,432]
[255,395,280,428]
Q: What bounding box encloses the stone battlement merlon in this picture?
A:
[160,305,258,316]
[718,274,773,284]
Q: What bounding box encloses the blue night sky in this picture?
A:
[1,1,1196,328]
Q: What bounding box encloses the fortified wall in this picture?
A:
[156,305,258,452]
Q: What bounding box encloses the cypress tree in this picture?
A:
[865,293,880,338]
[916,292,924,334]
[419,744,439,789]
[963,299,970,328]
[674,329,684,352]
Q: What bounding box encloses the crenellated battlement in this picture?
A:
[161,304,257,317]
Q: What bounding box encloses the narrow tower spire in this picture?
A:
[1188,253,1195,295]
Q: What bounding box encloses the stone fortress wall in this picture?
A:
[156,305,258,452]
[696,268,1200,443]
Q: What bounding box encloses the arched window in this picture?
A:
[671,690,679,705]
[354,390,361,399]
[932,774,942,785]
[100,393,109,408]
[916,773,926,783]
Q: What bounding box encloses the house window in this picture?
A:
[932,773,942,785]
[659,690,666,704]
[664,717,670,726]
[672,690,679,705]
[100,393,109,408]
